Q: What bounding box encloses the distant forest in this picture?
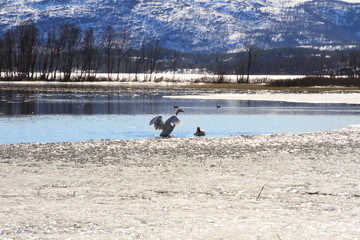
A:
[1,20,360,82]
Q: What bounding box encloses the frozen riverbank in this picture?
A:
[165,92,360,105]
[1,128,360,239]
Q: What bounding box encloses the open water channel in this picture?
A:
[1,88,360,144]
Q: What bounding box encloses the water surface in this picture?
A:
[1,89,359,144]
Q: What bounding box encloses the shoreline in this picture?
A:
[1,126,359,150]
[2,80,360,93]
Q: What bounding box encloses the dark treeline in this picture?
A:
[173,48,360,76]
[0,21,161,81]
[1,20,360,82]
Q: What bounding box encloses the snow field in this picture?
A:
[0,128,360,239]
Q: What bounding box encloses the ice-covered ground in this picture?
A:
[165,92,360,104]
[1,128,360,239]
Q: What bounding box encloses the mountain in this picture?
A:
[1,0,360,52]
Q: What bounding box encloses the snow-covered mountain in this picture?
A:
[1,0,360,52]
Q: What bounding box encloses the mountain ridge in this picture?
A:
[1,0,360,52]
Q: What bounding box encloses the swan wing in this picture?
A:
[150,115,162,125]
[165,115,182,126]
[149,115,164,130]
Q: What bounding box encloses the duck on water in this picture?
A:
[194,127,206,137]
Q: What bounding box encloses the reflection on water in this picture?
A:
[1,89,360,116]
[1,90,159,115]
[0,89,360,144]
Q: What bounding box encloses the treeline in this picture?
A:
[1,20,360,82]
[0,20,259,83]
[175,48,360,76]
[0,21,162,81]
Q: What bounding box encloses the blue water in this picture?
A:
[0,89,360,144]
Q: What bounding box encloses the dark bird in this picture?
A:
[150,109,184,137]
[194,127,206,137]
[217,104,221,108]
[174,105,179,109]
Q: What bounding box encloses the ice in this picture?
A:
[1,128,360,239]
[165,92,360,105]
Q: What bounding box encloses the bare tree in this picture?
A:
[134,54,142,81]
[52,27,64,80]
[245,43,261,83]
[236,51,246,83]
[115,30,127,81]
[3,29,16,77]
[40,33,49,79]
[124,48,133,79]
[103,25,115,80]
[141,39,147,81]
[58,24,82,81]
[357,50,360,77]
[172,50,178,81]
[348,50,360,77]
[82,27,97,79]
[16,20,39,78]
[148,39,161,81]
[216,54,226,83]
[40,26,58,80]
[0,38,4,78]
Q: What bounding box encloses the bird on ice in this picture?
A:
[150,109,184,137]
[194,127,206,137]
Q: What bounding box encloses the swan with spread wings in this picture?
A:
[150,109,184,137]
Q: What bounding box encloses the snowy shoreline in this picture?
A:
[165,92,360,105]
[1,128,360,239]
